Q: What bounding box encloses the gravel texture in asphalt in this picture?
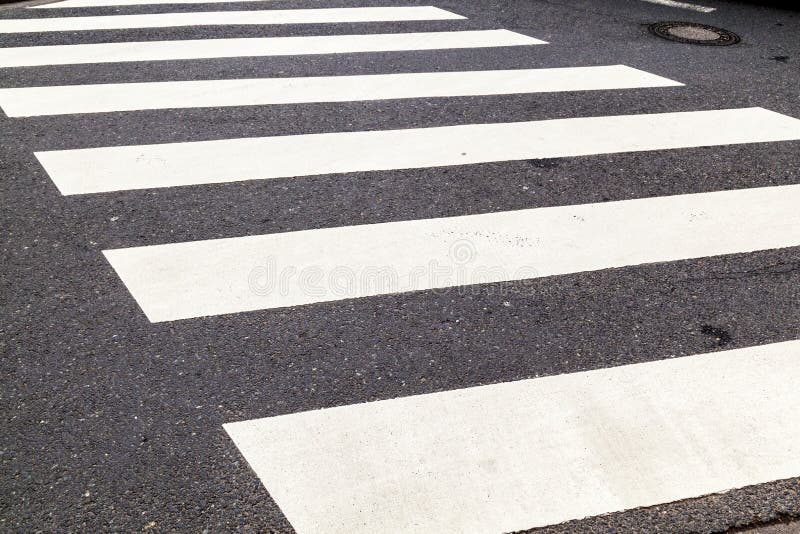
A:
[1,0,799,532]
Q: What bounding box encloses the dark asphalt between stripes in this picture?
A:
[1,0,799,532]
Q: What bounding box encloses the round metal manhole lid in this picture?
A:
[648,21,741,46]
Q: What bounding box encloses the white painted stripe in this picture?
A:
[31,0,299,8]
[104,184,800,322]
[223,340,800,534]
[0,6,464,33]
[641,0,716,13]
[0,66,682,117]
[0,30,543,68]
[37,108,800,195]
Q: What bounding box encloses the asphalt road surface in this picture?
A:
[1,0,799,532]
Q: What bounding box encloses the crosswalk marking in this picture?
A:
[224,340,800,534]
[104,184,800,322]
[37,107,800,195]
[0,6,464,33]
[31,0,298,8]
[5,0,799,527]
[0,30,543,68]
[641,0,716,12]
[0,66,682,117]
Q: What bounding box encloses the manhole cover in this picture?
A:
[648,21,741,46]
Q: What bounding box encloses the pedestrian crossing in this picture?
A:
[3,0,799,532]
[0,65,680,117]
[105,184,800,322]
[224,340,800,534]
[34,107,800,194]
[31,0,299,7]
[0,6,463,33]
[0,30,543,68]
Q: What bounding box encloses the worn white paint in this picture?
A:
[0,6,464,33]
[32,0,300,8]
[224,339,800,534]
[641,0,716,13]
[103,184,800,322]
[37,108,800,194]
[0,66,681,117]
[0,30,543,68]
